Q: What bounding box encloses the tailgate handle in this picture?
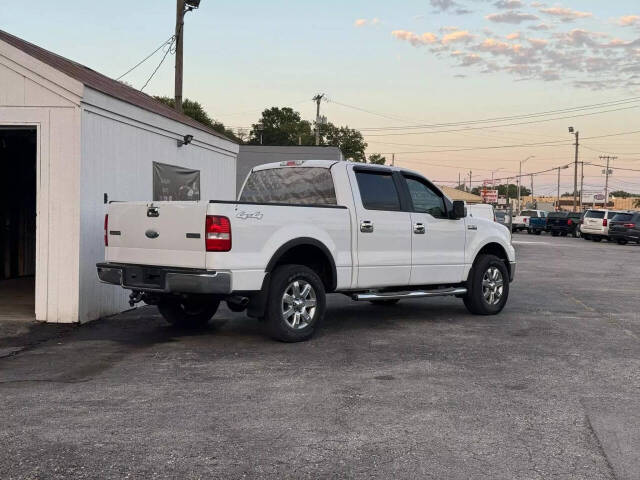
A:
[147,206,159,217]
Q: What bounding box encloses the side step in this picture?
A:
[352,287,467,301]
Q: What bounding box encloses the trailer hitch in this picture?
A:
[128,290,144,307]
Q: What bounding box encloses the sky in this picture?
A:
[2,0,640,194]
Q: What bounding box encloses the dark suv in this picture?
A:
[608,212,640,245]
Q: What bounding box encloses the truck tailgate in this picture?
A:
[106,202,208,268]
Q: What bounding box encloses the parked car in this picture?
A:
[580,209,623,242]
[97,160,516,342]
[467,203,495,222]
[608,212,640,245]
[547,212,583,237]
[513,210,547,232]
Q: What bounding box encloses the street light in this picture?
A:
[518,155,534,213]
[556,164,569,211]
[568,126,579,212]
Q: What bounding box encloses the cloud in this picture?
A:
[486,11,540,24]
[430,0,457,11]
[539,7,592,22]
[442,30,474,44]
[371,18,381,25]
[391,30,439,46]
[618,15,640,27]
[458,53,484,66]
[354,19,367,27]
[528,23,551,31]
[440,26,461,33]
[555,29,607,48]
[506,32,521,40]
[494,0,523,9]
[527,37,548,48]
[477,38,523,56]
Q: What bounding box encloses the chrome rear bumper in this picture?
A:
[96,263,232,295]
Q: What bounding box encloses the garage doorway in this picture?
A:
[0,127,37,321]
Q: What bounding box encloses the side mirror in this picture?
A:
[451,200,466,219]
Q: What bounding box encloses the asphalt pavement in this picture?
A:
[1,234,639,479]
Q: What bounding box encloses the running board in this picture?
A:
[352,287,467,301]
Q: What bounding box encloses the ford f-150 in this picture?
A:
[97,160,516,342]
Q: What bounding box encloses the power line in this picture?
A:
[116,35,175,81]
[362,105,640,137]
[356,96,640,132]
[140,37,177,91]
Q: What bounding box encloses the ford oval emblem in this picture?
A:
[145,229,159,239]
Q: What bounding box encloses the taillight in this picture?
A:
[624,223,636,228]
[567,219,573,226]
[104,214,108,246]
[205,215,231,251]
[603,219,608,227]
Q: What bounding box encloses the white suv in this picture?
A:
[580,209,623,242]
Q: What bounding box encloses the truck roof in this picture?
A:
[251,159,424,177]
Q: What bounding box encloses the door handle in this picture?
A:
[360,220,374,233]
[413,223,425,234]
[468,224,478,230]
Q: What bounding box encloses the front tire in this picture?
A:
[158,296,219,328]
[463,255,509,315]
[617,239,628,245]
[265,265,326,342]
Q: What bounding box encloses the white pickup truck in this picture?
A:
[97,160,515,342]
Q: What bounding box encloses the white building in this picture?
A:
[0,29,239,323]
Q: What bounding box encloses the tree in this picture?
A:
[635,198,640,208]
[321,122,368,162]
[610,190,635,198]
[475,184,529,197]
[367,153,386,165]
[154,97,240,142]
[248,107,314,146]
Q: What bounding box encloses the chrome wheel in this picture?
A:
[482,267,504,305]
[281,280,317,329]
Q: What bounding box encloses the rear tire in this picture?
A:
[561,232,567,237]
[158,296,219,328]
[617,239,628,245]
[552,231,559,237]
[592,236,603,242]
[264,264,326,342]
[463,255,509,315]
[535,230,542,235]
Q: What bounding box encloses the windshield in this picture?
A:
[584,210,605,219]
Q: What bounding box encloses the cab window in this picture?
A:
[404,176,447,218]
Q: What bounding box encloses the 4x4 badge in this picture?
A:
[236,211,263,220]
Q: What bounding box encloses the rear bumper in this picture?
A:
[96,262,232,295]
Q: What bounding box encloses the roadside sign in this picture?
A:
[481,189,499,203]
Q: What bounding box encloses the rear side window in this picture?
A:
[612,213,632,222]
[240,167,337,205]
[585,210,605,219]
[355,171,401,211]
[521,210,538,218]
[607,211,619,219]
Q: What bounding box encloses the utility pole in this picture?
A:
[469,171,472,192]
[458,172,461,190]
[530,174,534,207]
[313,94,325,146]
[557,167,561,211]
[391,153,395,166]
[600,155,616,208]
[174,0,200,113]
[580,162,585,210]
[569,127,579,212]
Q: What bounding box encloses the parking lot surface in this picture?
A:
[1,235,639,479]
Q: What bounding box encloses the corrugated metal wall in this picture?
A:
[78,90,238,322]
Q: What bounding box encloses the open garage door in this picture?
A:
[0,127,36,321]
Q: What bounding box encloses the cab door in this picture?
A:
[349,167,412,288]
[401,174,466,285]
